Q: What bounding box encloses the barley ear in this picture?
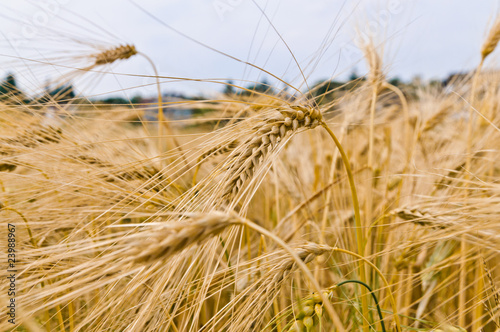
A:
[481,18,500,61]
[93,44,138,66]
[128,213,236,264]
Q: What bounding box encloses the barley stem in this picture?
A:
[368,88,378,169]
[336,279,386,332]
[332,248,401,332]
[320,122,370,327]
[139,52,188,168]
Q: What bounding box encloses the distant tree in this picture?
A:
[411,75,422,87]
[429,79,443,89]
[51,84,75,100]
[38,84,76,104]
[258,79,271,93]
[0,74,20,96]
[0,73,27,103]
[223,80,235,95]
[349,70,360,82]
[310,79,343,98]
[388,77,403,87]
[238,79,273,96]
[101,97,129,104]
[443,72,468,86]
[130,95,143,104]
[49,84,75,103]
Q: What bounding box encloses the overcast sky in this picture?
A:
[0,0,499,98]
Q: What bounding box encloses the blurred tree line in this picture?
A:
[0,73,76,105]
[222,72,408,105]
[0,71,438,109]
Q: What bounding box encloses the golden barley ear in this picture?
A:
[223,105,322,199]
[128,212,238,264]
[201,140,239,160]
[361,42,384,91]
[392,207,449,229]
[93,44,138,66]
[481,18,500,61]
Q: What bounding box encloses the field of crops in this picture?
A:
[1,2,500,332]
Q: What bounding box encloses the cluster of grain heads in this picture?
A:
[92,44,138,67]
[288,290,330,332]
[287,276,390,331]
[223,105,322,198]
[206,242,347,331]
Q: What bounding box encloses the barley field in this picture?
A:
[1,2,500,332]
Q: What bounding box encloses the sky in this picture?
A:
[0,0,499,98]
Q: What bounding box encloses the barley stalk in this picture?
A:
[361,46,384,327]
